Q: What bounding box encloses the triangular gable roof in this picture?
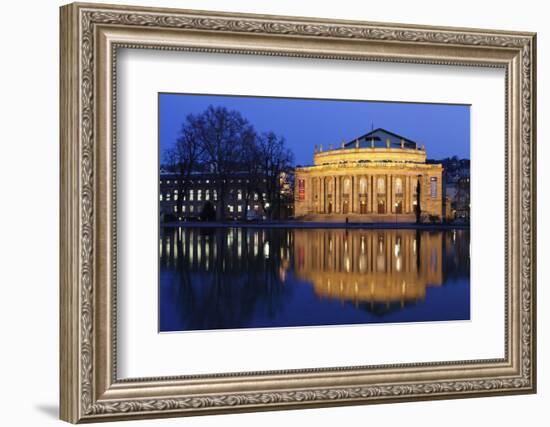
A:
[344,128,419,149]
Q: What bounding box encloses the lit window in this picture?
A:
[205,190,210,200]
[197,189,202,201]
[254,205,259,211]
[430,177,437,198]
[182,205,186,212]
[166,180,170,184]
[173,191,178,201]
[377,177,385,194]
[359,177,367,194]
[237,205,243,213]
[173,206,177,213]
[395,178,403,195]
[213,190,218,201]
[160,194,163,201]
[228,205,234,213]
[189,190,194,201]
[189,205,194,213]
[343,178,351,195]
[237,190,242,200]
[166,193,171,201]
[254,193,258,201]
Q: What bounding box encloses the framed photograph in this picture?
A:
[60,2,536,423]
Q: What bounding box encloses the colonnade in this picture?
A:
[309,174,421,215]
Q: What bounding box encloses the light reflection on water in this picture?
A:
[159,227,470,332]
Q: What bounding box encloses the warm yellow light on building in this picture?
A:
[294,128,443,223]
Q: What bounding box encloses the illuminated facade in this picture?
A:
[294,128,444,222]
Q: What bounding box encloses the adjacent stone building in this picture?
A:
[159,170,293,222]
[294,128,444,222]
[159,171,267,222]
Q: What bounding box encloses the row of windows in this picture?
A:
[160,189,267,202]
[160,178,268,185]
[171,204,261,213]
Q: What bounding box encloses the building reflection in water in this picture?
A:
[294,229,443,307]
[159,227,470,331]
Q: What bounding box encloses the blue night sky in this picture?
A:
[159,93,470,166]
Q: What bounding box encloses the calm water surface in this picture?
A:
[159,227,470,331]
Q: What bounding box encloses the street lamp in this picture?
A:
[394,202,398,225]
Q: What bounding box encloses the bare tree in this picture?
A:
[164,115,205,219]
[256,132,294,220]
[191,106,256,220]
[163,105,294,222]
[238,136,261,220]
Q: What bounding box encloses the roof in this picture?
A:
[343,128,419,150]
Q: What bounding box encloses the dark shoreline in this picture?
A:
[160,221,469,230]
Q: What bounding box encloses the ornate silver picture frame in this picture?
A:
[60,2,536,423]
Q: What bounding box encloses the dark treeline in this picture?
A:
[163,105,294,220]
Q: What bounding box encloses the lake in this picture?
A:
[159,227,470,332]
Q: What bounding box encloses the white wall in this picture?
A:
[0,0,546,426]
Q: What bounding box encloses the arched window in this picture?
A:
[359,177,367,194]
[343,178,351,195]
[395,178,403,195]
[377,177,385,194]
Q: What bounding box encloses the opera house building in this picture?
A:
[294,128,444,222]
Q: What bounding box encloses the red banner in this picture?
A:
[298,179,305,200]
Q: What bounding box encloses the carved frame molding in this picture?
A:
[60,2,536,423]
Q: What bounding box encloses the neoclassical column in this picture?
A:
[307,177,313,213]
[409,174,414,212]
[412,175,419,211]
[319,177,324,213]
[317,177,321,213]
[335,176,340,213]
[385,174,391,213]
[373,174,378,214]
[410,174,414,213]
[340,175,344,213]
[405,175,410,213]
[350,175,355,213]
[370,174,374,213]
[391,175,395,213]
[324,176,328,213]
[339,175,343,214]
[321,177,325,213]
[353,175,360,214]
